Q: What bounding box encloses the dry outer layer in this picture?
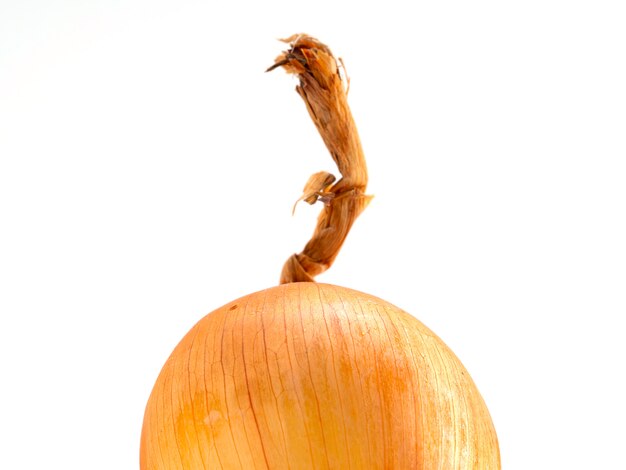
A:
[140,283,500,469]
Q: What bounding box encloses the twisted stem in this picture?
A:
[267,34,372,283]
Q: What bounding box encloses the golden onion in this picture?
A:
[140,282,500,469]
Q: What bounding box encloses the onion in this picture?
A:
[140,34,500,468]
[140,283,500,469]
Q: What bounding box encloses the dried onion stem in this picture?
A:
[267,34,373,284]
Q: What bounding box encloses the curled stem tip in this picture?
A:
[268,34,372,284]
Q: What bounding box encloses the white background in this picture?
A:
[1,1,624,469]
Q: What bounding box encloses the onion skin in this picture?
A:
[140,283,500,469]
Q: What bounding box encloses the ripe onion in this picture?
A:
[140,283,500,469]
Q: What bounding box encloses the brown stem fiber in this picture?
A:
[267,34,372,284]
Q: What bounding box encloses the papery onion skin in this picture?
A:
[140,283,500,469]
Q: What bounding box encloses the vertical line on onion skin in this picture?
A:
[175,329,194,468]
[316,284,352,469]
[447,346,473,468]
[365,298,394,468]
[142,373,165,469]
[403,312,437,469]
[211,306,233,468]
[258,287,291,467]
[421,323,444,470]
[376,301,410,466]
[200,315,219,468]
[353,293,386,467]
[452,348,500,469]
[334,286,375,467]
[396,313,427,469]
[297,283,331,469]
[184,324,206,468]
[214,308,229,467]
[224,306,246,468]
[241,294,271,469]
[281,286,315,465]
[259,293,291,468]
[155,356,169,469]
[382,305,424,468]
[432,333,458,469]
[165,353,184,468]
[227,298,253,468]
